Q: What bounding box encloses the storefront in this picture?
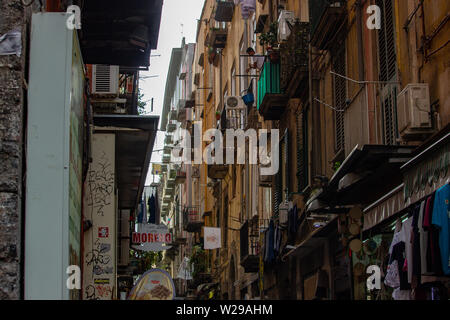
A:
[356,131,450,300]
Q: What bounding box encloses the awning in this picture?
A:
[77,0,163,67]
[94,115,159,211]
[362,130,449,232]
[362,184,405,232]
[281,216,338,260]
[308,145,415,211]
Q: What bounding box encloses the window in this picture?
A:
[332,44,346,154]
[296,107,308,192]
[377,0,399,145]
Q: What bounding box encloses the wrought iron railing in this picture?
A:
[280,22,310,91]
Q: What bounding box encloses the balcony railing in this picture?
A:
[183,206,203,232]
[280,22,310,94]
[257,62,288,120]
[309,0,346,49]
[214,0,235,22]
[205,21,228,49]
[175,169,187,184]
[223,105,246,130]
[240,216,260,273]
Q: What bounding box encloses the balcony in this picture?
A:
[280,22,310,95]
[214,0,235,22]
[169,109,178,121]
[178,98,195,109]
[245,106,260,130]
[207,164,228,180]
[183,206,203,232]
[309,0,346,50]
[162,154,171,163]
[205,24,228,49]
[175,169,187,184]
[174,228,187,245]
[164,135,173,145]
[240,217,260,273]
[257,62,288,120]
[223,105,246,130]
[167,121,177,132]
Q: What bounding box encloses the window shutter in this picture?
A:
[333,45,346,153]
[296,109,308,192]
[377,0,399,145]
[273,129,289,216]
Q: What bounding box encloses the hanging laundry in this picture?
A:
[238,0,256,20]
[148,194,156,224]
[431,184,450,275]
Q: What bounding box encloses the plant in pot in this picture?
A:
[259,22,280,63]
[189,245,207,279]
[215,110,221,120]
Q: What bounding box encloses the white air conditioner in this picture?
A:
[397,83,432,137]
[278,10,296,42]
[92,64,119,95]
[225,96,245,110]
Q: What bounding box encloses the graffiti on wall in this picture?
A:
[83,134,116,300]
[87,151,114,217]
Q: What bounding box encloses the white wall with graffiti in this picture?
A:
[82,134,117,300]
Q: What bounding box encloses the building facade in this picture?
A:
[0,0,163,300]
[164,0,450,300]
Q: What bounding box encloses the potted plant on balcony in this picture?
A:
[259,22,280,63]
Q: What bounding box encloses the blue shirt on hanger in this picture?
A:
[431,184,450,275]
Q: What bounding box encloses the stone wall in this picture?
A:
[0,0,27,300]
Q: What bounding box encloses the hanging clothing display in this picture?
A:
[148,194,156,224]
[431,184,450,275]
[137,200,145,223]
[384,183,450,299]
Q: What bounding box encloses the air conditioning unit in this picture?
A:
[225,96,245,110]
[92,64,119,95]
[278,10,296,42]
[186,108,193,121]
[397,83,432,138]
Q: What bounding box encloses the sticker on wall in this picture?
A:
[98,227,109,238]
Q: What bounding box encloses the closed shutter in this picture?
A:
[333,45,346,153]
[273,129,289,216]
[296,108,308,192]
[377,0,399,145]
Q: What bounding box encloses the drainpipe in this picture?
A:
[308,39,313,184]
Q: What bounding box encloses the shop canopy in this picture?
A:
[77,0,163,68]
[307,144,416,213]
[94,115,159,211]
